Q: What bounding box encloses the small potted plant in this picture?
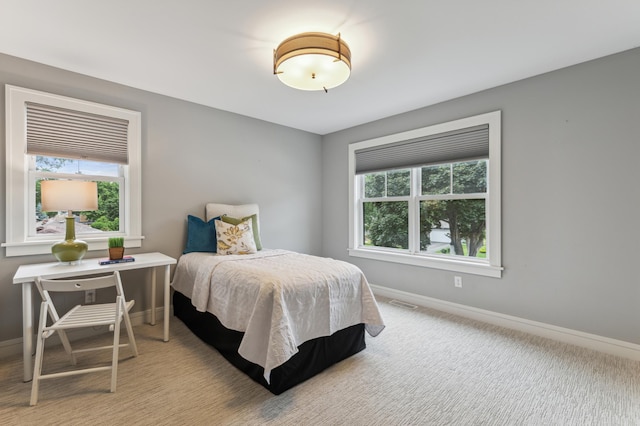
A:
[108,237,125,260]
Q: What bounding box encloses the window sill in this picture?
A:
[348,247,503,278]
[2,236,144,257]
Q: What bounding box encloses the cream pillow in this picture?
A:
[215,219,257,255]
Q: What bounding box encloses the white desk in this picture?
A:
[13,252,177,382]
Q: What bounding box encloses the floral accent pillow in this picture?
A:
[214,219,257,255]
[221,213,262,250]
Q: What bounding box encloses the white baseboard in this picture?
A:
[0,306,168,360]
[371,284,640,362]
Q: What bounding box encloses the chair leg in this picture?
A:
[57,329,77,365]
[30,303,48,406]
[122,307,138,357]
[110,307,122,392]
[46,304,76,365]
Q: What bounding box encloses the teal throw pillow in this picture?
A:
[183,215,220,254]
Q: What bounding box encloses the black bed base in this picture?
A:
[173,290,366,395]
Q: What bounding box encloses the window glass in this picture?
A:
[386,169,410,196]
[363,201,409,249]
[421,164,451,195]
[452,160,487,194]
[364,169,410,198]
[34,156,123,236]
[35,177,121,236]
[29,155,124,236]
[364,173,386,198]
[33,155,123,237]
[419,199,486,257]
[35,156,119,177]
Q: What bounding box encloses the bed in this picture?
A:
[170,203,385,394]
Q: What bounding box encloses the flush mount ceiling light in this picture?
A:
[273,32,351,92]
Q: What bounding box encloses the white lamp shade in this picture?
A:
[41,180,98,212]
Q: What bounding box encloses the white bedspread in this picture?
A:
[171,249,385,382]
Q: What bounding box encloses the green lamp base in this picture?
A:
[51,216,88,264]
[51,239,89,264]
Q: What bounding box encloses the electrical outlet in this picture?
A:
[85,289,96,304]
[454,276,463,288]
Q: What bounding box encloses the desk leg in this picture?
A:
[150,268,157,326]
[22,282,33,382]
[163,265,170,342]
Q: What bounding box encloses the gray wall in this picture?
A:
[3,47,639,349]
[0,53,322,343]
[321,48,640,344]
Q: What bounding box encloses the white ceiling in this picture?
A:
[1,1,639,135]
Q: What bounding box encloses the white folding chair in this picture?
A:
[30,271,138,406]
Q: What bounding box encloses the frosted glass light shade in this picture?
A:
[274,32,351,91]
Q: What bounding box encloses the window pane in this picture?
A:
[386,169,410,196]
[364,169,410,198]
[419,199,486,257]
[363,201,408,249]
[421,164,450,195]
[36,155,119,177]
[364,173,386,198]
[452,160,487,194]
[36,179,121,235]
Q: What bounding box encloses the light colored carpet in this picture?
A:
[2,296,640,425]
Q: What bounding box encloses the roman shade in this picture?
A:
[26,102,130,164]
[354,124,489,174]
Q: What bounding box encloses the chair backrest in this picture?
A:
[35,271,125,304]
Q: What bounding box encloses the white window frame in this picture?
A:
[348,111,503,278]
[3,85,143,257]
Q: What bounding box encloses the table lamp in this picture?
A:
[40,180,98,264]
